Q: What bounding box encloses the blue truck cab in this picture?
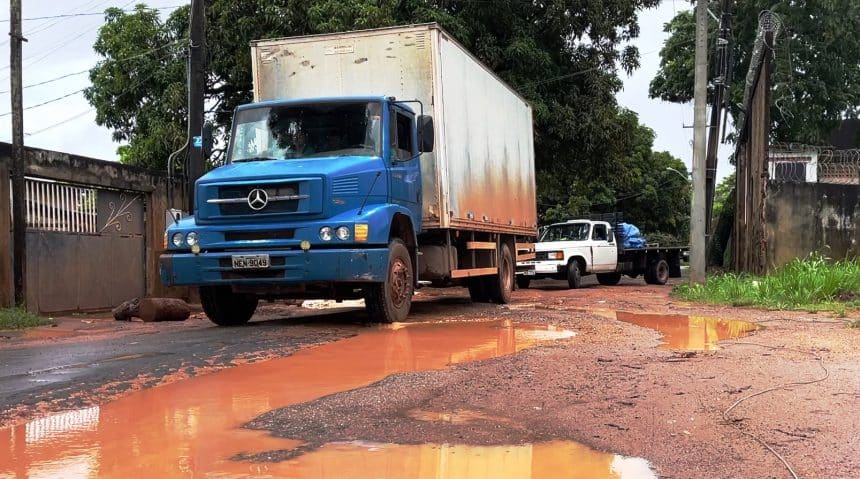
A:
[160,96,434,325]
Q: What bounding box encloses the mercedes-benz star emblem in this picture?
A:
[247,188,269,210]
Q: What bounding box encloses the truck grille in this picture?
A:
[217,183,300,215]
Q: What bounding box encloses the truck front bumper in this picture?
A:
[519,260,566,276]
[160,248,389,286]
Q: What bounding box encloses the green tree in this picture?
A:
[650,1,860,143]
[86,0,692,237]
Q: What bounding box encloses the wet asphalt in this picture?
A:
[0,312,359,423]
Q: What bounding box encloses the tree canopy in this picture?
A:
[649,1,860,144]
[85,0,689,237]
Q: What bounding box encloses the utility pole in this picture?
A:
[186,0,205,211]
[704,0,733,234]
[9,0,26,305]
[690,0,709,284]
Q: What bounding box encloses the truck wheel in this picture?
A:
[516,276,531,289]
[645,259,670,285]
[468,278,489,302]
[488,243,514,304]
[200,286,258,326]
[365,239,413,323]
[596,273,622,286]
[566,261,582,289]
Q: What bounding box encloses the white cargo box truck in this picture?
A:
[161,24,538,326]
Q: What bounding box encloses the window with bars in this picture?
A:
[24,178,98,233]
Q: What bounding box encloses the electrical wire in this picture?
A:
[0,38,189,95]
[721,342,830,479]
[24,108,95,136]
[0,6,183,23]
[0,88,87,118]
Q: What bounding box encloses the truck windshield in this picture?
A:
[228,101,382,162]
[539,223,590,242]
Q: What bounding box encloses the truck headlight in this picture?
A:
[171,233,184,247]
[335,226,351,241]
[550,251,564,260]
[186,232,199,246]
[319,227,333,241]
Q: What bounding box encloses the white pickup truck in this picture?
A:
[517,219,686,289]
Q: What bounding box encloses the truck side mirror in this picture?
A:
[419,115,434,153]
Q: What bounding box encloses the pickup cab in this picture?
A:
[517,219,686,289]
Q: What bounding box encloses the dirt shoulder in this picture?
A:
[246,280,860,479]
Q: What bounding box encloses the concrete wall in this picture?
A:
[0,143,187,310]
[765,182,860,268]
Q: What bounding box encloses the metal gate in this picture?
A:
[23,177,146,313]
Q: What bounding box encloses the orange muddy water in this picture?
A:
[614,312,758,351]
[0,320,657,479]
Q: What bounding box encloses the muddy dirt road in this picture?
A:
[1,278,858,478]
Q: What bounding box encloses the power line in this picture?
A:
[0,0,108,47]
[0,0,138,76]
[0,38,188,95]
[0,88,87,118]
[25,108,95,136]
[0,5,183,22]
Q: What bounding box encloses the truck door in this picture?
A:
[590,223,618,272]
[387,106,422,220]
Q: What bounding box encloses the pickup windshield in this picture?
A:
[540,223,590,242]
[228,101,382,162]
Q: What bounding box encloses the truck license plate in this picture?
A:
[231,254,270,269]
[524,270,536,276]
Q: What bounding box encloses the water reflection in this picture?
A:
[0,321,581,478]
[614,312,758,351]
[272,440,657,479]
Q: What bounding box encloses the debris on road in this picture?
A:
[113,298,191,322]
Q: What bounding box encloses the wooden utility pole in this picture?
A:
[186,0,205,211]
[9,0,26,305]
[690,0,709,284]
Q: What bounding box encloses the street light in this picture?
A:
[665,167,690,181]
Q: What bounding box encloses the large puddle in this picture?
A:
[613,311,758,351]
[0,320,655,478]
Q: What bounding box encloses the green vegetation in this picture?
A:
[674,256,860,311]
[650,1,860,144]
[0,308,53,330]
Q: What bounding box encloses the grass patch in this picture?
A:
[0,308,53,330]
[673,255,860,311]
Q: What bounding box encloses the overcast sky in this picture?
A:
[0,0,732,182]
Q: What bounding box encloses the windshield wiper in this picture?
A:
[232,156,277,163]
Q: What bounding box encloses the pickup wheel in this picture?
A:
[566,260,582,289]
[365,239,413,323]
[516,276,531,289]
[488,243,514,304]
[645,259,670,285]
[596,273,622,286]
[200,286,258,326]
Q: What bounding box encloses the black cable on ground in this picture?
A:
[721,342,830,479]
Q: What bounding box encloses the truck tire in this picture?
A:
[516,276,531,289]
[645,259,670,285]
[566,260,582,289]
[365,239,413,323]
[488,243,514,304]
[468,278,489,302]
[200,286,258,326]
[596,273,622,286]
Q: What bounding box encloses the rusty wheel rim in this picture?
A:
[389,258,412,308]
